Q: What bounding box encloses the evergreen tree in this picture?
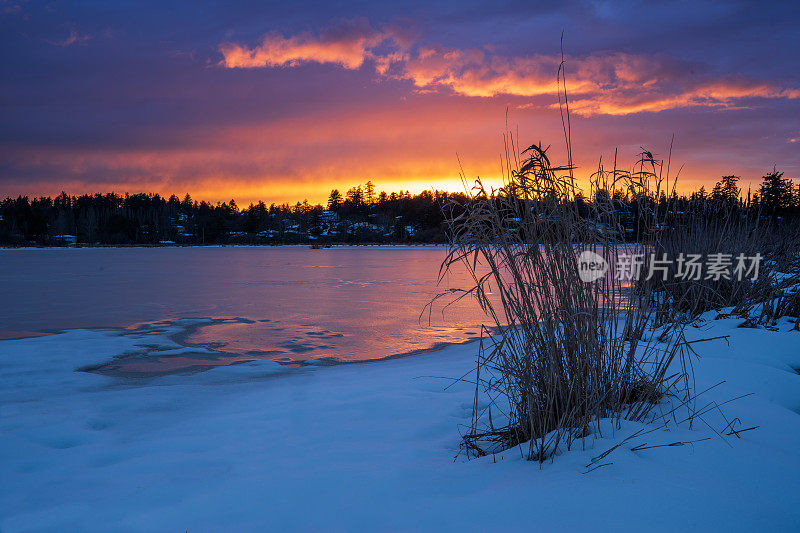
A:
[711,175,740,202]
[346,186,364,206]
[759,169,793,215]
[327,189,342,212]
[364,181,375,205]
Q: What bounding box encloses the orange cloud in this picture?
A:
[219,24,800,117]
[220,33,373,69]
[220,19,394,70]
[396,49,800,116]
[399,49,655,98]
[562,79,800,116]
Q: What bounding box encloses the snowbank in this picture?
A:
[1,315,799,531]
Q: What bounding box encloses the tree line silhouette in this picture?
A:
[1,173,798,246]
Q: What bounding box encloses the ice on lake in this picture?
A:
[0,246,487,373]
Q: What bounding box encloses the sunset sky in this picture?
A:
[1,0,799,205]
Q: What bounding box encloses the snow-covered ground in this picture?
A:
[1,313,799,531]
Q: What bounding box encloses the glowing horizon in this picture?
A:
[17,167,735,209]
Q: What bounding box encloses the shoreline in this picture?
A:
[0,317,489,376]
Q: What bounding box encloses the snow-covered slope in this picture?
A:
[1,315,799,531]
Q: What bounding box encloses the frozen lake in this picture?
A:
[0,246,487,373]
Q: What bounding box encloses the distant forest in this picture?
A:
[1,173,799,246]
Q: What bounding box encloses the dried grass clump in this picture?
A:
[650,205,800,325]
[439,137,691,461]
